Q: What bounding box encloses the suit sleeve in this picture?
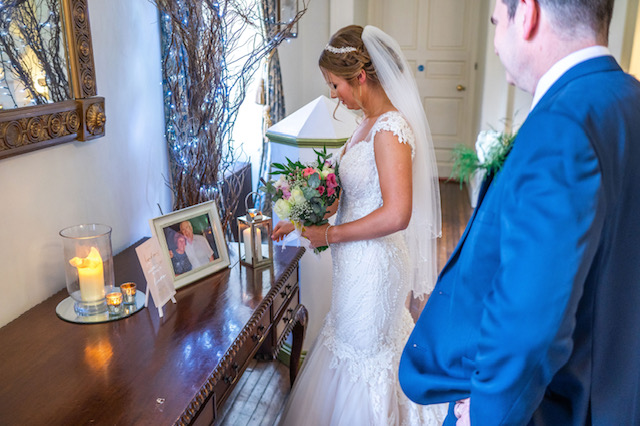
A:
[470,112,605,424]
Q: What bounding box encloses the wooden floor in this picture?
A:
[437,180,473,270]
[214,358,290,425]
[214,181,473,426]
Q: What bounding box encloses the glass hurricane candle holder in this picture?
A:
[60,224,115,316]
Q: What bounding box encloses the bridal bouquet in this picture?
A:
[260,147,341,252]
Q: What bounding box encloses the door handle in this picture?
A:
[456,84,466,91]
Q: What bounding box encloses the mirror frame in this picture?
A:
[0,0,105,160]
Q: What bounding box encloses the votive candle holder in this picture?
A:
[121,282,137,305]
[106,291,123,315]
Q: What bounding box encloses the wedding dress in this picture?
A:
[279,111,448,426]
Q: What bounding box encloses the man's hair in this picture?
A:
[502,0,614,38]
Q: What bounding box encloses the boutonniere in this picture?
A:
[450,129,516,184]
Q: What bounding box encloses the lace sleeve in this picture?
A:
[371,112,416,158]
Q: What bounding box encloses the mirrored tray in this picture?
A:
[56,291,146,324]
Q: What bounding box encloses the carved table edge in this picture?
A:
[174,247,306,426]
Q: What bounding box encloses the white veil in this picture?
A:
[362,25,442,299]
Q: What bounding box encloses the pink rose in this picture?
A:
[327,187,335,197]
[325,173,338,188]
[303,167,317,177]
[317,185,325,195]
[282,188,291,199]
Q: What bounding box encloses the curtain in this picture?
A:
[258,0,287,213]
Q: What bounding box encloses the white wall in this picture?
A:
[0,0,171,327]
[278,0,331,114]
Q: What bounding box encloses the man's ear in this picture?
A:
[521,0,540,40]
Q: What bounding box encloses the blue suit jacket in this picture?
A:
[399,56,640,425]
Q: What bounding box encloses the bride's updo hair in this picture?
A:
[319,25,380,88]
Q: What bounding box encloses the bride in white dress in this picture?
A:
[273,25,447,425]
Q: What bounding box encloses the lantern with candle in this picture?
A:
[238,193,273,268]
[60,224,115,316]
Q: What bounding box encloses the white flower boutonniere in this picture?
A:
[450,129,516,185]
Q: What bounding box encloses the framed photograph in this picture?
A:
[278,0,298,38]
[150,201,230,290]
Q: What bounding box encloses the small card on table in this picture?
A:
[135,237,177,317]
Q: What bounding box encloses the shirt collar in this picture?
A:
[530,45,611,110]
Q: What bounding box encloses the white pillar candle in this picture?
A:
[243,227,263,263]
[254,228,263,262]
[69,247,105,302]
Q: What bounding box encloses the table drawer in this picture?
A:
[273,266,298,319]
[275,288,300,346]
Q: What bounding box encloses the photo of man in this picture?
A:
[179,218,218,269]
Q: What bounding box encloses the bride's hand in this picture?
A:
[301,224,331,248]
[271,221,295,242]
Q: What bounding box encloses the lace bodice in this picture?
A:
[336,111,415,224]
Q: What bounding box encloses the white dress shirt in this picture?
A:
[531,46,611,110]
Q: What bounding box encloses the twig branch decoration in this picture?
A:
[152,0,306,234]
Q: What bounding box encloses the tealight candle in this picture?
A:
[121,282,137,304]
[106,292,123,315]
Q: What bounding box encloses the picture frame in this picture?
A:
[278,0,299,38]
[150,201,230,290]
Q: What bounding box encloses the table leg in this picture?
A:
[288,304,308,386]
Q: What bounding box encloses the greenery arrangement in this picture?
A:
[450,130,517,186]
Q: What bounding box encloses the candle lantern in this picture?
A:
[237,193,273,268]
[60,224,115,316]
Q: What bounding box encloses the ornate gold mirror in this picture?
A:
[0,0,105,160]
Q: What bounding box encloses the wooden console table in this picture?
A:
[0,240,307,425]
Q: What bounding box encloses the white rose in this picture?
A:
[273,198,292,219]
[290,187,306,205]
[476,129,501,165]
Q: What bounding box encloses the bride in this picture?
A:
[273,25,446,425]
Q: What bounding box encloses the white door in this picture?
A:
[368,0,484,177]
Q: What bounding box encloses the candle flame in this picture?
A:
[69,246,103,269]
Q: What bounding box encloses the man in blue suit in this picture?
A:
[399,0,640,424]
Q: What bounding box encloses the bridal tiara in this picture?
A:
[325,44,357,54]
